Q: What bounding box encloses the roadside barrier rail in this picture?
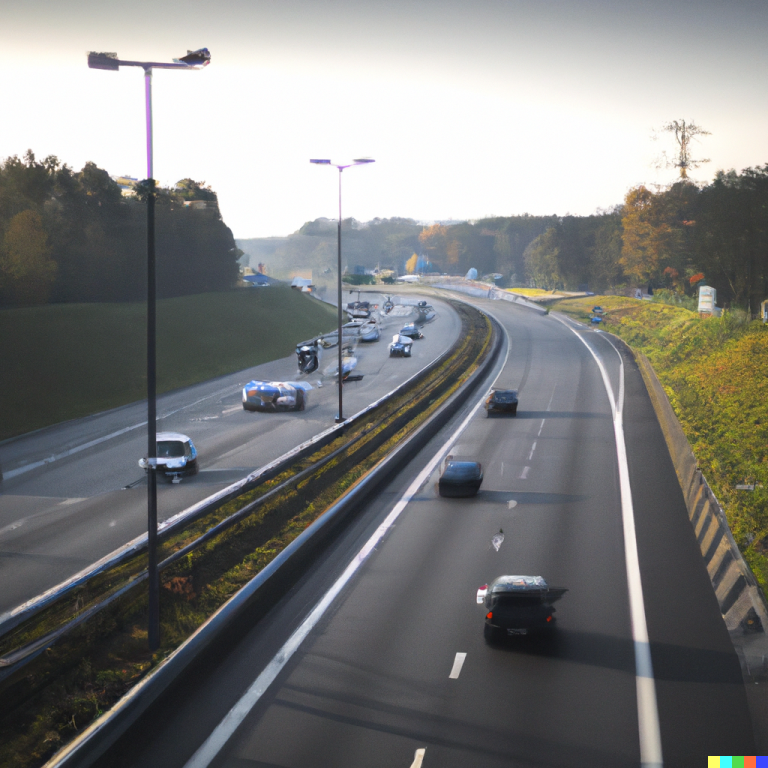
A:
[0,300,496,679]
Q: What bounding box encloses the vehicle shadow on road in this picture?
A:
[488,628,744,684]
[475,490,589,505]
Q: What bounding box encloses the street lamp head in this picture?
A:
[87,48,211,71]
[310,159,332,165]
[352,158,375,165]
[174,48,211,67]
[87,52,120,71]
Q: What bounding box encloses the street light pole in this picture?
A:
[309,158,375,423]
[88,48,210,651]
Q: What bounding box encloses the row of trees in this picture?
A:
[524,166,768,314]
[0,151,240,307]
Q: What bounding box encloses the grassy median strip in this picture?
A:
[555,295,768,598]
[0,301,492,768]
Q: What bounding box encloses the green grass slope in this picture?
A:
[555,295,768,593]
[0,287,336,441]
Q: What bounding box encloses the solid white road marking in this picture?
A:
[519,466,530,479]
[554,314,664,767]
[181,349,506,768]
[409,748,426,768]
[449,652,467,679]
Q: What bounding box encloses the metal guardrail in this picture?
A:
[0,301,486,673]
[43,309,504,768]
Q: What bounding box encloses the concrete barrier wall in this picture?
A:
[634,350,768,679]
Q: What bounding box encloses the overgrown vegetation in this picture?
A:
[555,296,768,594]
[0,286,337,440]
[0,302,492,768]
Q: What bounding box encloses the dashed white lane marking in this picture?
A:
[538,419,546,436]
[500,462,503,476]
[527,441,537,460]
[519,466,530,480]
[181,357,501,768]
[409,748,426,768]
[58,498,86,506]
[449,652,467,679]
[507,500,517,509]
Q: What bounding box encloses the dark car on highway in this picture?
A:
[438,459,483,497]
[389,334,413,357]
[399,322,424,339]
[479,575,567,641]
[485,388,518,416]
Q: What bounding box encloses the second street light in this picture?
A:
[309,157,375,423]
[88,48,210,651]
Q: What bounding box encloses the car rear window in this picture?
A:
[157,441,185,458]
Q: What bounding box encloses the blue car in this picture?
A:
[243,381,309,412]
[389,334,413,357]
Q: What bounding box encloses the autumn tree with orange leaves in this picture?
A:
[620,182,698,291]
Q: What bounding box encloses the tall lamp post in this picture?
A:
[88,48,210,651]
[309,158,375,423]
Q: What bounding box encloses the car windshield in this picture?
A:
[157,441,185,458]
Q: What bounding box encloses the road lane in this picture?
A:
[86,296,755,768]
[0,294,461,613]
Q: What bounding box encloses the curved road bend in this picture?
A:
[89,297,754,768]
[0,295,461,614]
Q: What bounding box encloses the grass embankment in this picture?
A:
[555,296,768,594]
[0,302,492,768]
[0,287,337,441]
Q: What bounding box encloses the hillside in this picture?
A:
[0,286,337,440]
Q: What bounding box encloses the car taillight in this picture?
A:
[486,612,493,620]
[546,616,552,622]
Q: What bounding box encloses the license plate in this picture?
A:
[507,628,528,636]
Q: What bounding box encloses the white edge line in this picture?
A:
[410,747,427,768]
[552,314,663,766]
[183,325,511,768]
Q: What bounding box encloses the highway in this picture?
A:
[0,294,461,615]
[86,295,756,768]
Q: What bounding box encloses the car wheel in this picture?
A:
[512,407,517,416]
[484,624,502,644]
[243,403,255,412]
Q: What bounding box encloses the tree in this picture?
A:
[0,209,57,304]
[418,224,449,268]
[620,183,698,288]
[405,253,418,274]
[523,228,561,289]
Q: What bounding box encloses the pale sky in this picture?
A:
[2,0,767,237]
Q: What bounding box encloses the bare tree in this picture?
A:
[653,120,711,179]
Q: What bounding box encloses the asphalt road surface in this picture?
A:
[0,294,460,614]
[89,294,756,768]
